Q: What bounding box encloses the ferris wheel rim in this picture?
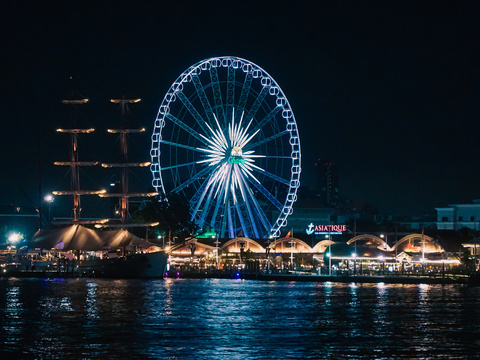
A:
[151,56,301,238]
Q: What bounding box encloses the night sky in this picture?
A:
[1,0,480,216]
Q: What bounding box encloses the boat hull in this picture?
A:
[76,251,168,279]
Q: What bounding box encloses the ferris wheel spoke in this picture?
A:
[241,172,273,234]
[251,106,282,134]
[167,166,212,196]
[191,73,215,125]
[161,160,200,171]
[176,91,210,135]
[226,66,235,128]
[235,197,256,239]
[252,167,290,187]
[191,178,217,228]
[210,66,226,125]
[197,184,218,229]
[248,189,273,235]
[226,204,235,238]
[220,179,234,238]
[194,163,230,226]
[234,200,249,238]
[165,111,206,143]
[248,179,284,211]
[209,181,227,228]
[234,165,260,238]
[246,85,269,121]
[266,155,292,159]
[160,139,204,153]
[246,130,289,150]
[217,168,234,221]
[236,71,253,116]
[189,176,211,214]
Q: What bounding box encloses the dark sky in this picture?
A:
[1,0,480,216]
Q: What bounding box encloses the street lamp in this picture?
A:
[290,239,294,270]
[44,194,54,225]
[327,236,332,276]
[380,234,389,274]
[213,235,220,269]
[239,240,246,268]
[378,255,384,275]
[8,232,22,245]
[267,235,274,272]
[325,251,331,276]
[380,233,388,250]
[352,253,357,275]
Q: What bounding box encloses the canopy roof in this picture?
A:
[30,224,156,251]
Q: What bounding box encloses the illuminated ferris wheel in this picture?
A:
[150,56,301,239]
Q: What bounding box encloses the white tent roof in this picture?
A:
[31,224,157,251]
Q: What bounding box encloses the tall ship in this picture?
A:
[26,93,168,278]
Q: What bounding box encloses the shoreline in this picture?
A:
[168,269,472,285]
[2,269,475,286]
[243,273,469,285]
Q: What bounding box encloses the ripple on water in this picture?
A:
[1,279,479,359]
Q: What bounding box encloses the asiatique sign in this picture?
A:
[306,223,347,235]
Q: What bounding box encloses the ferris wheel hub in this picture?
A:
[231,146,242,156]
[228,146,245,164]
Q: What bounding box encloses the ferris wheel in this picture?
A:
[150,56,301,239]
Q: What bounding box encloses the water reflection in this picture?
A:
[85,281,98,319]
[4,284,23,347]
[1,279,480,359]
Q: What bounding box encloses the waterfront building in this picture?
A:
[167,232,461,272]
[397,214,437,230]
[462,238,480,271]
[436,201,480,230]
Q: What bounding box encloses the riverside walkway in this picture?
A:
[167,268,470,285]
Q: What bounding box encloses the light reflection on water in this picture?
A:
[1,278,480,359]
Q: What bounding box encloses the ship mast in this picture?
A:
[53,94,106,225]
[98,98,158,228]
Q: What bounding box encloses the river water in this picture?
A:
[1,278,479,359]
